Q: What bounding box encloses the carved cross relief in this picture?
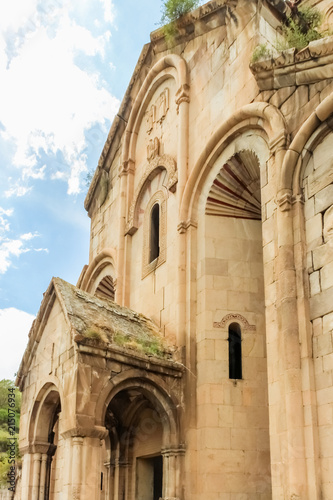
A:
[145,88,169,161]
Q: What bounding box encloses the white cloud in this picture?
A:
[0,207,14,233]
[0,239,30,273]
[0,308,34,380]
[0,211,47,274]
[5,186,32,198]
[20,232,39,241]
[0,0,119,195]
[99,0,115,24]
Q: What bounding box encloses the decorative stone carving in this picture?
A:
[142,190,167,279]
[156,88,169,123]
[177,220,198,234]
[205,150,261,220]
[145,88,170,137]
[146,104,156,134]
[147,137,160,161]
[277,191,293,211]
[213,313,256,331]
[175,83,190,111]
[126,155,177,235]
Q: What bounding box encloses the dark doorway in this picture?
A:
[136,455,163,500]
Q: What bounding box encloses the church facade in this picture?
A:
[16,0,333,498]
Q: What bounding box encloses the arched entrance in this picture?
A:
[98,373,184,500]
[24,384,62,500]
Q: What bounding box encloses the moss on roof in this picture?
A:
[54,278,172,359]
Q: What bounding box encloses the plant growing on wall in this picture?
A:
[251,3,325,62]
[160,0,200,44]
[278,4,324,50]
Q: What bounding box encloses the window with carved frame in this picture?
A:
[142,189,167,278]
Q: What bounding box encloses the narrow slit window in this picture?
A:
[149,203,160,263]
[228,323,242,379]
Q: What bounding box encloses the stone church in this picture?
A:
[16,0,333,498]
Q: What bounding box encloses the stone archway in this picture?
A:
[97,372,184,500]
[23,384,62,500]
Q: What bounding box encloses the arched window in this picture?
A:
[149,203,160,263]
[228,323,242,379]
[95,275,115,302]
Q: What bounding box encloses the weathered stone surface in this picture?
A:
[15,1,333,499]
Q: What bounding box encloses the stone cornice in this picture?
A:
[250,36,333,90]
[76,342,184,378]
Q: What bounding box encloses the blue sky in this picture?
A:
[0,0,165,380]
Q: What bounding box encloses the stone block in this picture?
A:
[304,195,315,220]
[305,213,323,249]
[218,405,233,427]
[310,286,333,320]
[321,261,333,291]
[318,425,333,458]
[323,352,333,372]
[309,271,321,296]
[323,312,333,334]
[315,184,333,214]
[313,240,333,270]
[197,404,219,428]
[231,428,256,450]
[313,332,333,358]
[324,205,333,242]
[269,85,296,108]
[201,427,231,450]
[308,160,333,198]
[203,258,228,276]
[210,384,225,404]
[317,404,333,426]
[197,339,215,362]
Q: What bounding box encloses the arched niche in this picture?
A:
[122,54,189,169]
[95,370,184,500]
[28,383,63,500]
[79,249,117,301]
[193,135,271,496]
[125,154,177,236]
[180,102,286,224]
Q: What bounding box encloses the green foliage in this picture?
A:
[161,0,199,24]
[113,332,165,358]
[160,0,200,45]
[252,5,326,62]
[251,43,272,63]
[278,6,324,50]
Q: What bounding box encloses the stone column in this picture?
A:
[38,453,48,500]
[116,168,127,307]
[117,460,129,500]
[31,453,41,500]
[175,85,190,351]
[276,194,307,498]
[112,458,119,500]
[71,436,83,499]
[62,426,108,500]
[161,446,185,500]
[20,452,32,500]
[104,461,111,500]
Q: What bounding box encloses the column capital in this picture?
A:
[161,444,186,457]
[61,425,108,440]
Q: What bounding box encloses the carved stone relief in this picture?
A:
[213,313,256,330]
[144,88,170,160]
[147,137,160,161]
